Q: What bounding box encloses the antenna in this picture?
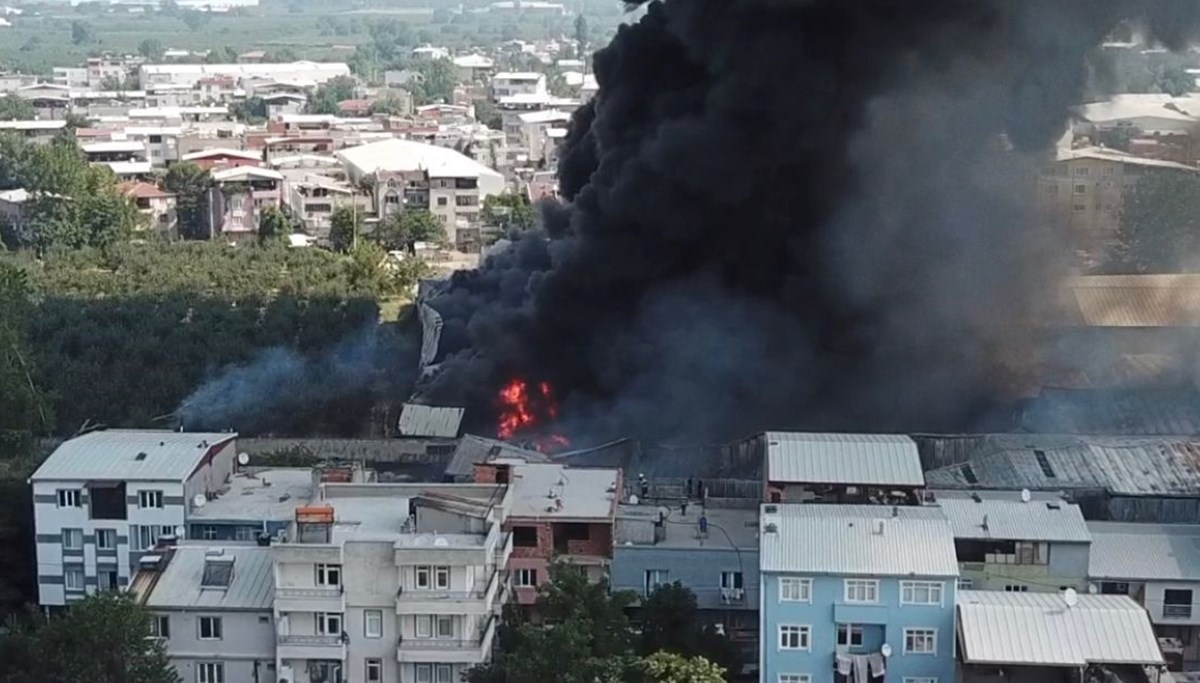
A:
[193,494,208,508]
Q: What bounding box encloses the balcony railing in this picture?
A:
[397,570,502,601]
[278,634,344,647]
[396,615,495,650]
[1164,605,1193,619]
[277,586,343,599]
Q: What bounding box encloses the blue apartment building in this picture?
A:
[759,504,958,683]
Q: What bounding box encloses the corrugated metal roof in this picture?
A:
[764,432,924,486]
[443,434,547,480]
[397,403,464,438]
[957,590,1163,666]
[31,430,236,482]
[759,504,958,577]
[1020,388,1200,436]
[1087,521,1200,581]
[1060,274,1200,327]
[144,545,274,610]
[924,434,1200,496]
[934,490,1091,543]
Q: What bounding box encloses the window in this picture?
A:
[778,625,810,650]
[1073,184,1087,195]
[258,616,270,624]
[1075,166,1090,176]
[198,616,223,640]
[645,569,669,595]
[904,628,937,654]
[197,662,224,683]
[957,578,974,590]
[62,528,83,550]
[64,567,84,591]
[201,559,233,588]
[317,612,342,636]
[415,665,433,683]
[515,568,538,587]
[720,571,743,589]
[837,624,864,647]
[1099,581,1129,595]
[565,523,590,540]
[416,566,431,589]
[364,609,382,638]
[95,529,116,550]
[151,615,170,639]
[234,526,254,542]
[437,196,448,206]
[1073,204,1086,212]
[1004,584,1029,593]
[436,665,453,683]
[416,615,433,638]
[149,135,163,144]
[779,577,812,602]
[57,489,82,508]
[98,569,117,591]
[960,464,978,484]
[844,579,879,604]
[1014,541,1049,565]
[365,659,382,683]
[435,566,450,589]
[512,525,538,547]
[316,564,342,587]
[202,526,217,541]
[416,665,452,683]
[1165,589,1193,618]
[779,676,810,683]
[455,195,478,207]
[138,490,163,509]
[436,615,453,638]
[1033,450,1056,478]
[901,581,944,606]
[133,524,173,550]
[1102,166,1115,176]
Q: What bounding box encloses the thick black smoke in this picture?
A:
[419,0,1200,443]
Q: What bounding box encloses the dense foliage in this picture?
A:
[483,193,537,231]
[374,209,447,252]
[1114,171,1200,272]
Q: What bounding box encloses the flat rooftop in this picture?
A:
[190,468,314,522]
[509,463,619,521]
[933,490,1091,543]
[615,505,759,550]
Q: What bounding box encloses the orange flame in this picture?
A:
[496,378,570,451]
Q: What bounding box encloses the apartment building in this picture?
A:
[0,119,67,144]
[132,544,276,683]
[515,109,571,166]
[755,432,926,505]
[210,166,284,240]
[490,72,547,101]
[271,482,511,683]
[29,430,238,606]
[117,181,177,237]
[935,489,1092,593]
[473,462,619,606]
[759,504,958,683]
[139,61,351,89]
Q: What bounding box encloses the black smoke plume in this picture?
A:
[420,0,1200,443]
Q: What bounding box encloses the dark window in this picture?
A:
[1165,590,1193,619]
[88,482,127,520]
[1100,582,1129,595]
[565,523,590,540]
[424,443,455,457]
[201,559,234,587]
[513,526,538,547]
[960,464,978,484]
[1034,450,1056,478]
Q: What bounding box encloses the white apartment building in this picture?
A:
[132,544,276,683]
[30,430,238,606]
[272,483,512,683]
[138,61,351,89]
[490,72,547,101]
[515,109,571,165]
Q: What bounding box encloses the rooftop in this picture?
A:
[298,483,505,545]
[82,140,146,154]
[31,430,235,482]
[518,109,572,125]
[336,138,505,190]
[397,403,464,438]
[105,161,153,175]
[508,463,619,521]
[140,61,349,76]
[1075,95,1196,124]
[443,434,547,481]
[140,544,273,611]
[1087,521,1200,581]
[1058,274,1200,327]
[615,505,759,550]
[212,166,284,182]
[933,490,1091,543]
[494,72,545,81]
[117,181,170,199]
[956,590,1163,666]
[182,147,262,161]
[189,468,314,522]
[0,120,67,130]
[764,432,925,487]
[1057,146,1199,173]
[759,504,958,577]
[452,55,494,69]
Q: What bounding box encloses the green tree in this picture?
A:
[374,209,445,252]
[182,10,211,32]
[638,582,741,675]
[414,58,457,103]
[369,92,410,116]
[309,75,359,115]
[329,204,360,252]
[474,97,502,130]
[257,205,290,244]
[0,263,50,455]
[1114,171,1200,272]
[138,38,166,62]
[640,652,725,683]
[229,97,267,124]
[163,162,212,240]
[0,592,179,683]
[70,20,92,46]
[0,95,36,122]
[483,193,536,230]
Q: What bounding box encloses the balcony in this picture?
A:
[276,634,346,661]
[395,570,503,616]
[494,532,512,567]
[1164,605,1193,619]
[276,586,344,613]
[396,616,496,664]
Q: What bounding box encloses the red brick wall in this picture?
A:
[564,522,612,558]
[473,463,499,483]
[508,521,553,559]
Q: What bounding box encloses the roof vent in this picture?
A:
[764,505,778,514]
[763,522,778,534]
[135,452,148,461]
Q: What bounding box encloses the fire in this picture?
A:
[496,378,570,451]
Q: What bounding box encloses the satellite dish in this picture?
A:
[1063,587,1079,607]
[174,525,186,538]
[1020,489,1031,503]
[237,452,250,466]
[880,643,892,658]
[193,494,207,508]
[1088,583,1099,594]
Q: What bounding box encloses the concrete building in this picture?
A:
[0,119,67,144]
[117,181,177,236]
[271,482,511,683]
[132,544,276,683]
[185,467,320,542]
[515,109,570,166]
[473,461,619,606]
[181,147,264,171]
[490,72,547,101]
[86,56,130,88]
[753,432,926,505]
[29,430,238,606]
[934,489,1092,593]
[210,165,284,241]
[139,61,350,89]
[611,505,760,663]
[283,174,369,240]
[759,504,959,683]
[451,55,495,84]
[1088,522,1200,665]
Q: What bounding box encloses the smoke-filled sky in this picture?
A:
[417,0,1200,443]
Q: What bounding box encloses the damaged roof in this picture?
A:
[1020,387,1200,436]
[397,403,464,438]
[924,434,1200,496]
